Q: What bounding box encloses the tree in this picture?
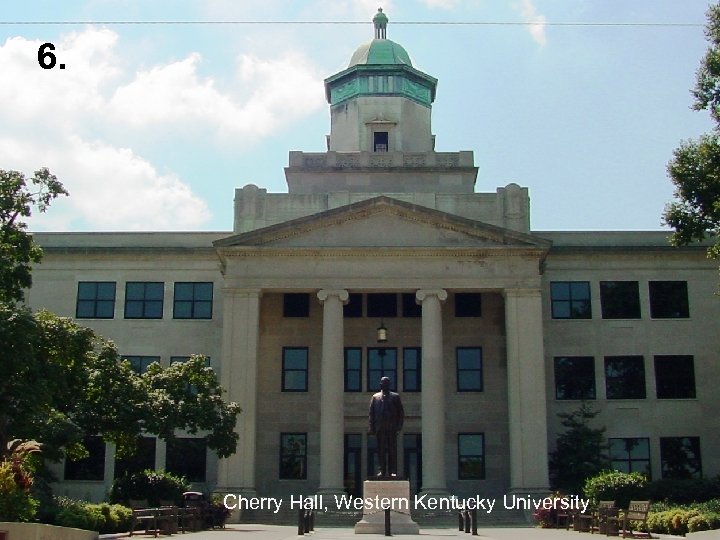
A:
[0,167,241,463]
[664,5,720,269]
[0,168,67,303]
[549,403,609,494]
[0,305,241,461]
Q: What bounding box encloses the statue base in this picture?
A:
[354,480,419,534]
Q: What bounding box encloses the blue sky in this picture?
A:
[0,0,714,232]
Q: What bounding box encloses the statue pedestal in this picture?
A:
[354,480,419,534]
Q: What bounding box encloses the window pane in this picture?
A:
[455,293,482,317]
[77,282,97,300]
[551,281,591,319]
[655,355,696,399]
[457,348,482,392]
[401,293,421,317]
[195,282,213,300]
[649,281,689,318]
[174,283,194,301]
[458,434,484,479]
[96,300,115,318]
[554,356,595,400]
[605,356,646,399]
[65,436,105,481]
[661,437,702,479]
[367,293,397,318]
[174,301,192,319]
[344,293,363,317]
[145,283,164,300]
[144,301,163,318]
[76,300,96,318]
[550,282,570,300]
[367,349,397,391]
[114,437,156,479]
[283,293,310,317]
[280,433,307,479]
[166,438,207,482]
[600,281,641,319]
[125,282,145,299]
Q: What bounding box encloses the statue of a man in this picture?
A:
[368,376,405,477]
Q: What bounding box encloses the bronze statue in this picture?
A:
[368,376,404,477]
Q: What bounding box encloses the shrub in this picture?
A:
[583,470,648,509]
[647,477,720,504]
[0,451,39,522]
[688,512,720,533]
[53,497,133,533]
[109,469,189,507]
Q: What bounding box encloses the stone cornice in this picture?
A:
[216,246,548,259]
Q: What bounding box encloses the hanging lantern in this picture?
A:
[377,320,388,343]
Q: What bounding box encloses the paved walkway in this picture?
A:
[115,524,691,540]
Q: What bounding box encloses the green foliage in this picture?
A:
[647,477,720,504]
[109,469,189,507]
[54,497,133,533]
[0,167,67,303]
[0,304,241,461]
[549,403,609,494]
[583,470,648,509]
[664,5,720,270]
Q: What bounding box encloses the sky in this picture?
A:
[0,0,715,232]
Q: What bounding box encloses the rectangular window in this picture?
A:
[609,437,651,476]
[454,293,482,317]
[282,347,308,392]
[600,281,641,319]
[283,293,310,317]
[173,282,213,319]
[64,436,105,481]
[403,348,421,392]
[367,348,397,391]
[374,131,388,153]
[458,433,485,480]
[401,293,421,317]
[655,355,696,399]
[344,348,362,392]
[550,281,591,319]
[166,437,207,482]
[605,356,646,399]
[279,433,307,479]
[344,293,363,318]
[76,281,116,319]
[125,282,164,319]
[660,437,702,479]
[114,436,156,479]
[649,281,690,319]
[123,355,160,375]
[554,356,596,400]
[457,347,483,392]
[367,293,397,318]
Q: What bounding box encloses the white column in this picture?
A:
[416,289,448,494]
[504,288,550,493]
[216,289,261,497]
[317,289,349,494]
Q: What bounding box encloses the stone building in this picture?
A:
[30,10,719,504]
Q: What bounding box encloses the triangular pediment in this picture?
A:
[214,196,551,250]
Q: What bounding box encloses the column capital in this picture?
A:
[503,287,541,299]
[415,289,448,303]
[317,289,349,304]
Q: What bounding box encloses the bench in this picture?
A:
[606,500,652,538]
[128,500,178,537]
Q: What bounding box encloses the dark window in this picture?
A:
[655,355,696,399]
[344,348,362,392]
[282,347,308,392]
[125,282,164,319]
[367,348,397,391]
[114,437,156,478]
[458,433,485,479]
[554,356,596,400]
[123,355,160,375]
[660,437,702,479]
[344,293,363,318]
[76,282,116,319]
[457,347,483,392]
[550,281,591,319]
[279,433,307,479]
[401,293,421,317]
[609,437,651,476]
[649,281,689,319]
[374,131,388,152]
[367,293,397,318]
[455,293,482,317]
[173,282,213,319]
[166,438,207,482]
[403,434,422,494]
[283,293,310,317]
[344,434,362,497]
[403,348,421,392]
[605,356,646,399]
[64,436,105,481]
[600,281,641,319]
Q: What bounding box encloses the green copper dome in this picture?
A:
[348,38,412,68]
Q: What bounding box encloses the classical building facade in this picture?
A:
[31,10,719,504]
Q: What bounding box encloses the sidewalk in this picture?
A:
[117,524,685,540]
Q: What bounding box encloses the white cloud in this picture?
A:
[513,0,547,47]
[0,27,325,230]
[420,0,460,9]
